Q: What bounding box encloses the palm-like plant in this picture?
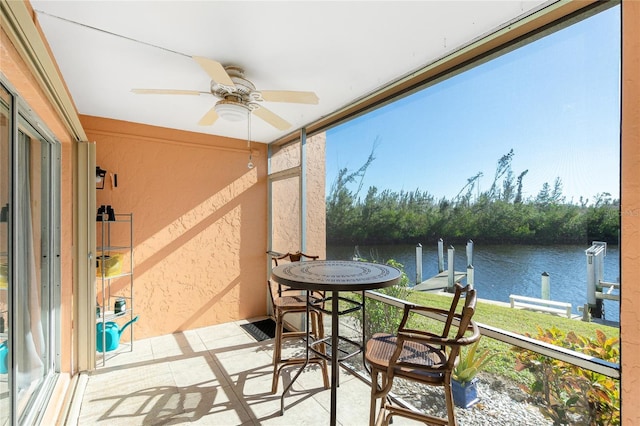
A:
[452,339,494,384]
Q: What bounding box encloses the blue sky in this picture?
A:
[326,6,620,204]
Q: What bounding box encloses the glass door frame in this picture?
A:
[1,76,62,426]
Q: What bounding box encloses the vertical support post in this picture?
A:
[466,264,474,289]
[300,128,307,251]
[586,250,596,305]
[416,243,422,285]
[438,238,444,273]
[298,128,308,331]
[447,246,455,290]
[330,291,339,426]
[586,246,603,319]
[595,245,605,286]
[267,144,274,316]
[595,243,606,319]
[466,239,473,268]
[582,303,591,322]
[75,141,97,371]
[541,272,550,300]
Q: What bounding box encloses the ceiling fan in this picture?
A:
[132,56,318,131]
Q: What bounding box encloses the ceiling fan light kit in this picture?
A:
[214,100,251,122]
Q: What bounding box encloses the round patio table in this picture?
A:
[271,260,401,426]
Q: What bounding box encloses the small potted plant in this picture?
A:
[451,339,494,408]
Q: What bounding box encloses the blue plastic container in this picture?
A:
[452,378,480,408]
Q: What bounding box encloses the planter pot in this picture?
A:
[452,378,480,408]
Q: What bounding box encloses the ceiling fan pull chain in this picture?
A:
[247,111,254,169]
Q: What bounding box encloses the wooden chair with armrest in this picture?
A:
[365,283,480,426]
[268,251,329,394]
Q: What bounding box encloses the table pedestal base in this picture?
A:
[280,291,365,426]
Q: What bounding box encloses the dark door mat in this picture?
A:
[241,319,278,342]
[241,318,293,342]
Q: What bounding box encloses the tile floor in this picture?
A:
[68,317,421,425]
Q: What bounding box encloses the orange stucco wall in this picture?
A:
[621,1,640,424]
[270,133,326,258]
[82,116,269,339]
[306,133,327,257]
[1,26,75,374]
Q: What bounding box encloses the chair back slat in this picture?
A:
[455,289,477,339]
[442,283,475,338]
[274,251,319,265]
[268,251,321,300]
[442,285,463,337]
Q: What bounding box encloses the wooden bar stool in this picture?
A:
[268,251,329,394]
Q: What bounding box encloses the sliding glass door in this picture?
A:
[15,123,56,423]
[0,78,11,426]
[0,80,60,425]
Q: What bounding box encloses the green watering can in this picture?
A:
[96,316,139,352]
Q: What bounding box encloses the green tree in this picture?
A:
[514,169,529,204]
[488,149,515,200]
[326,148,620,245]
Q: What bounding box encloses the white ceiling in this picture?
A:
[32,1,550,144]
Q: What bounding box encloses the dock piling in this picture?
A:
[414,239,473,292]
[416,243,422,285]
[447,246,455,290]
[585,242,606,319]
[541,272,550,300]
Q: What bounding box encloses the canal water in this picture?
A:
[326,243,621,323]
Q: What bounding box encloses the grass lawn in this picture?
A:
[404,289,620,383]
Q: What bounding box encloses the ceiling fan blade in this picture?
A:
[198,107,219,126]
[192,56,235,89]
[253,106,291,131]
[132,89,207,96]
[259,90,319,105]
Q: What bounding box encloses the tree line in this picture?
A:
[326,148,619,245]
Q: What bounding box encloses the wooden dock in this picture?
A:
[413,271,466,292]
